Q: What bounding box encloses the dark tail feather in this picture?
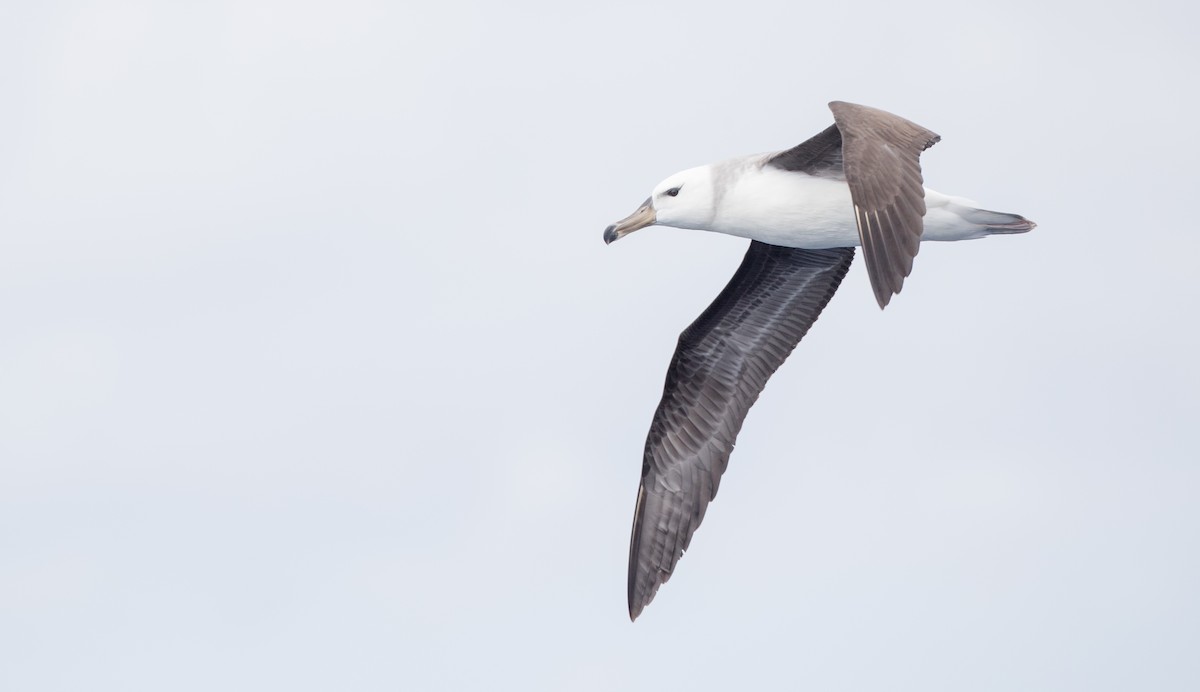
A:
[952,204,1036,234]
[985,215,1036,234]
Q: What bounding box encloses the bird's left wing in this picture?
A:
[627,242,855,620]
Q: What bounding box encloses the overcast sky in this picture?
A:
[2,1,1198,690]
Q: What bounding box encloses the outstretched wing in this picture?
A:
[830,101,939,308]
[767,101,940,308]
[627,243,855,620]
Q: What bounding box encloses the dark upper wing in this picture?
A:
[766,101,940,309]
[627,242,855,620]
[764,123,844,178]
[830,101,939,308]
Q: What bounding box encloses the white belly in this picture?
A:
[707,167,988,248]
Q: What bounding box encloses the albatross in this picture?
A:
[604,101,1034,621]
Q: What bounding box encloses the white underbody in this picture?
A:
[704,165,990,249]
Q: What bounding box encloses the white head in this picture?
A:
[603,165,716,244]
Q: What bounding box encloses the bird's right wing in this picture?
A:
[766,102,941,308]
[828,101,940,308]
[627,242,855,620]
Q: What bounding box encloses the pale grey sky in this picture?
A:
[2,1,1198,690]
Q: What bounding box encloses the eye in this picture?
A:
[665,187,681,197]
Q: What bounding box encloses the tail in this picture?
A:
[950,203,1036,234]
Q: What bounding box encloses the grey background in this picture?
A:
[2,1,1197,690]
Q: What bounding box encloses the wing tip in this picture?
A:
[627,569,653,622]
[627,483,649,622]
[870,266,911,310]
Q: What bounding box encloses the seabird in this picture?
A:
[604,101,1034,621]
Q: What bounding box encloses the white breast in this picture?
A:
[706,165,991,249]
[708,166,860,249]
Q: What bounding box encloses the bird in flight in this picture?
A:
[604,101,1034,621]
